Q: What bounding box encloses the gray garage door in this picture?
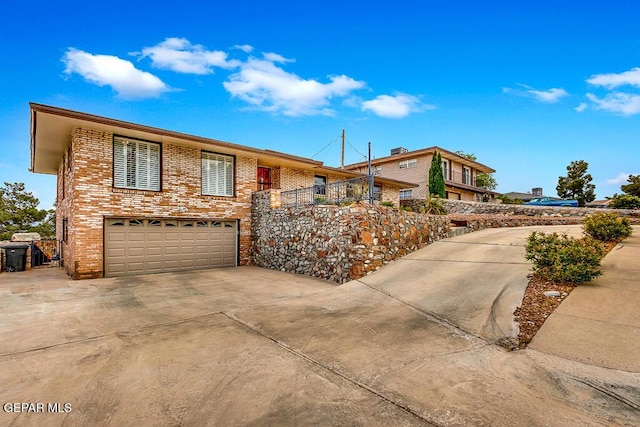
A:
[104,218,237,277]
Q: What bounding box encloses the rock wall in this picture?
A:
[440,199,640,218]
[401,198,640,218]
[448,214,585,231]
[252,190,450,283]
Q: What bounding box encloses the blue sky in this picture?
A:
[2,0,639,209]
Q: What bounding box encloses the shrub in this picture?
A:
[525,232,605,284]
[608,194,640,210]
[497,195,524,205]
[399,205,413,212]
[380,201,395,208]
[420,195,447,215]
[583,212,632,242]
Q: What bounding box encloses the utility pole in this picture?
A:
[340,129,345,169]
[368,141,374,204]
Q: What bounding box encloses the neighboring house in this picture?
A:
[502,188,555,203]
[345,146,496,202]
[585,199,611,208]
[30,103,415,279]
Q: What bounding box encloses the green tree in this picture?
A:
[608,194,640,209]
[428,152,446,198]
[621,174,640,197]
[455,151,477,161]
[0,182,54,240]
[556,160,596,207]
[476,173,497,191]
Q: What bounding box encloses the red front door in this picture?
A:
[257,167,272,191]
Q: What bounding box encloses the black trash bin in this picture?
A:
[3,244,29,272]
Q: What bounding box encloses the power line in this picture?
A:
[311,134,341,159]
[345,136,367,159]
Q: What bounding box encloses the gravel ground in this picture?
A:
[513,241,618,350]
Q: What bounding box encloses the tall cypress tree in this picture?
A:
[428,152,446,198]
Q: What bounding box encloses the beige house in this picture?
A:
[345,146,496,202]
[30,103,414,279]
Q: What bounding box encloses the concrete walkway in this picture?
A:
[530,226,640,372]
[2,266,639,426]
[357,225,583,346]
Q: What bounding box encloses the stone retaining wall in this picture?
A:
[441,199,640,218]
[401,198,640,218]
[448,214,586,231]
[252,190,450,283]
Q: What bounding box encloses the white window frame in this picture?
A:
[442,159,449,180]
[399,189,413,199]
[398,159,417,169]
[113,136,161,191]
[202,151,235,197]
[462,167,471,185]
[373,165,382,176]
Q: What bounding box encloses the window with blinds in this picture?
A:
[202,152,234,196]
[113,137,161,191]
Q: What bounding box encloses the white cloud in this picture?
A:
[139,37,240,74]
[527,88,569,103]
[223,54,365,116]
[62,48,169,98]
[361,93,432,118]
[587,67,640,89]
[575,102,588,112]
[505,84,568,103]
[262,52,294,63]
[586,92,640,115]
[606,172,632,185]
[232,44,254,53]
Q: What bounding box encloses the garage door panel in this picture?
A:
[147,247,163,256]
[105,218,237,276]
[127,232,146,242]
[147,232,163,242]
[107,232,127,243]
[146,262,163,272]
[127,247,145,257]
[164,246,180,255]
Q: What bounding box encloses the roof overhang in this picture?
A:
[314,165,418,188]
[30,103,323,175]
[345,146,496,174]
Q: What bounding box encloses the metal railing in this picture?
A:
[281,176,375,207]
[445,170,476,187]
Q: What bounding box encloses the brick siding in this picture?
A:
[61,127,261,279]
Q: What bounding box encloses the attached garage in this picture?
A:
[104,218,238,277]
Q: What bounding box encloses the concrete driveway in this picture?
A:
[359,225,584,345]
[1,234,639,425]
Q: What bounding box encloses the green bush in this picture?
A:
[399,205,413,212]
[583,212,632,242]
[525,232,605,284]
[380,201,395,207]
[420,195,447,215]
[497,195,524,205]
[608,194,640,210]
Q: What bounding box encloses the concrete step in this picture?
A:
[449,226,470,238]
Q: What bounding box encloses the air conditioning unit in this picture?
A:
[390,147,408,155]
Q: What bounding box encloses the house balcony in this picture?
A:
[444,170,480,191]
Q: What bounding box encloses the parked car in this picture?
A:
[524,197,579,207]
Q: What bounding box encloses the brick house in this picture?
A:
[30,103,414,279]
[345,146,496,202]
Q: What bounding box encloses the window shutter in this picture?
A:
[148,143,160,191]
[114,138,126,187]
[113,137,160,191]
[202,152,234,196]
